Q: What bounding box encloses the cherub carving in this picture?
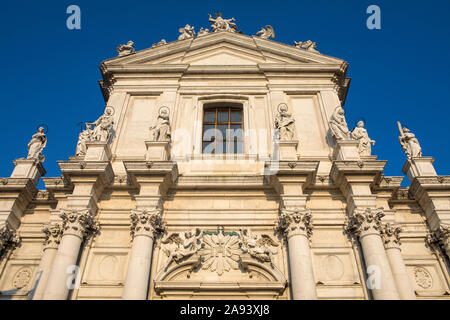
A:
[256,25,275,40]
[178,24,195,40]
[197,27,209,37]
[240,228,278,263]
[161,228,203,264]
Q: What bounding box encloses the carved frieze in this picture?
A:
[240,228,278,263]
[161,228,202,265]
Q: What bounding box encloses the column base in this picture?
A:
[145,141,170,161]
[333,140,360,161]
[402,157,437,181]
[278,141,299,161]
[84,142,112,161]
[11,159,46,185]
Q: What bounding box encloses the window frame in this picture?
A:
[202,103,244,155]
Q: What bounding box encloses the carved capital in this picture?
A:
[428,223,450,256]
[130,209,165,239]
[278,208,313,239]
[0,224,20,254]
[346,207,384,238]
[42,223,63,249]
[381,223,402,249]
[60,209,100,240]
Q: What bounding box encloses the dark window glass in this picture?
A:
[202,106,243,154]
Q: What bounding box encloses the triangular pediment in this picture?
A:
[103,31,345,67]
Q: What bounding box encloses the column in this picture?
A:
[278,208,317,300]
[42,209,98,300]
[122,209,164,300]
[30,223,62,300]
[381,223,416,300]
[347,208,400,300]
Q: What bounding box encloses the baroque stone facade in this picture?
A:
[0,15,449,300]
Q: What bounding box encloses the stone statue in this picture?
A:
[178,24,195,40]
[87,107,115,142]
[351,120,375,156]
[150,107,171,142]
[256,25,275,40]
[294,40,319,53]
[161,228,202,264]
[152,39,167,48]
[397,122,422,158]
[75,123,93,157]
[27,127,47,162]
[197,27,209,37]
[208,13,237,33]
[329,106,351,141]
[117,40,135,56]
[240,228,278,263]
[274,103,296,141]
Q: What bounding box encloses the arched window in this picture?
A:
[202,103,243,154]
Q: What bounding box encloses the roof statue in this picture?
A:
[294,40,319,53]
[256,25,275,40]
[178,24,195,40]
[208,12,237,33]
[197,27,209,37]
[397,122,422,158]
[152,39,167,48]
[117,40,135,56]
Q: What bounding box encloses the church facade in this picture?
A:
[0,16,449,300]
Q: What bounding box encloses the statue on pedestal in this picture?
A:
[178,25,195,40]
[329,106,351,141]
[256,25,275,40]
[150,107,171,142]
[274,103,296,141]
[397,122,422,158]
[351,121,375,156]
[75,123,93,157]
[87,107,115,142]
[117,41,135,56]
[208,13,237,33]
[27,127,47,162]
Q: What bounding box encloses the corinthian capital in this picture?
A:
[0,224,20,254]
[346,207,384,238]
[42,223,63,249]
[278,208,313,239]
[60,209,100,240]
[130,208,165,239]
[428,223,450,256]
[381,223,402,249]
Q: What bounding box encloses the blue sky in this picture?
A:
[1,0,449,187]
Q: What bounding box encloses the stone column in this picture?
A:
[381,223,416,300]
[122,209,165,300]
[346,208,400,300]
[42,209,98,300]
[278,208,317,300]
[30,223,62,300]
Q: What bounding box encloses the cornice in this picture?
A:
[57,161,114,186]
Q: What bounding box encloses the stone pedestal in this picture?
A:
[277,141,298,161]
[11,159,46,185]
[84,142,112,161]
[145,141,170,161]
[402,157,437,181]
[333,140,360,161]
